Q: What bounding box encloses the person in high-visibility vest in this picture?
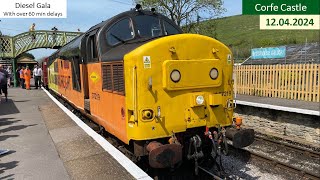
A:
[24,66,31,90]
[19,66,25,89]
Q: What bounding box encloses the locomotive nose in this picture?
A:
[162,59,222,91]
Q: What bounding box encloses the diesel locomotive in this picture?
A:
[44,6,254,172]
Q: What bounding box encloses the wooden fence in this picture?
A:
[234,64,320,102]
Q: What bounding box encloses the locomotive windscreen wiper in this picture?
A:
[110,33,125,43]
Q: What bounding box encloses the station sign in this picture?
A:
[242,0,319,15]
[242,0,320,30]
[251,46,286,59]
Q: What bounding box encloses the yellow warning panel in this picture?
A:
[90,72,100,83]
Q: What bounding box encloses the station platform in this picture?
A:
[235,94,319,116]
[0,87,151,180]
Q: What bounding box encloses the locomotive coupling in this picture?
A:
[225,128,254,148]
[146,141,182,168]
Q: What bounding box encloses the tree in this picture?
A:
[134,0,225,32]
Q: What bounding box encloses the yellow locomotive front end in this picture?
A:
[125,34,234,139]
[124,34,254,169]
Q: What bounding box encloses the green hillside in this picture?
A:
[197,15,320,60]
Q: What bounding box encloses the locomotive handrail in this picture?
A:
[0,30,82,58]
[133,66,138,122]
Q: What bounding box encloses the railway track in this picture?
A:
[242,135,320,180]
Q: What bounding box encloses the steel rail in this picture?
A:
[255,135,320,156]
[244,136,320,179]
[247,150,320,180]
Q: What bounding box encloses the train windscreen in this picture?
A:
[106,18,135,46]
[134,15,162,37]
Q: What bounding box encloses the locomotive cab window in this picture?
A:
[134,15,162,37]
[163,21,180,35]
[90,36,97,59]
[106,18,134,46]
[87,35,98,62]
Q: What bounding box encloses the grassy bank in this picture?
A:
[196,15,320,60]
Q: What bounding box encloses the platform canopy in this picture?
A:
[17,57,38,64]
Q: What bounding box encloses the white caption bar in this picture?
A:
[260,15,320,30]
[0,0,67,18]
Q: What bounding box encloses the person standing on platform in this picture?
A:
[29,23,36,42]
[16,66,21,86]
[19,66,25,89]
[6,66,12,88]
[51,26,58,44]
[0,65,9,102]
[33,65,42,89]
[24,66,31,90]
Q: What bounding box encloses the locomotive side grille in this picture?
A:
[54,62,58,72]
[113,65,119,92]
[102,63,124,94]
[113,64,125,93]
[64,60,70,69]
[102,64,112,91]
[54,74,58,85]
[117,64,124,93]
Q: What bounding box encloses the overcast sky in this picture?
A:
[0,0,242,59]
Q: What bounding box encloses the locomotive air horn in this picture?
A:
[135,4,142,11]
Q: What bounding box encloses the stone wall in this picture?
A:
[234,105,320,146]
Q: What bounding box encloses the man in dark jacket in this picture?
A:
[0,64,9,102]
[51,26,58,44]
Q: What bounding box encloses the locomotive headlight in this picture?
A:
[210,68,218,80]
[196,95,205,105]
[170,70,181,83]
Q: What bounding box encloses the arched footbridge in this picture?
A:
[0,30,82,58]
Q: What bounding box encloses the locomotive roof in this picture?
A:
[87,9,167,32]
[51,9,178,54]
[48,8,182,64]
